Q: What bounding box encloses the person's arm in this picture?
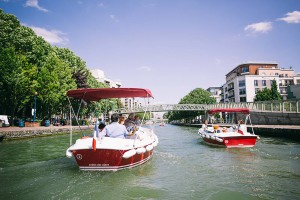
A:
[99,127,108,139]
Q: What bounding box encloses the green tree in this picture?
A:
[254,80,282,101]
[0,47,38,118]
[271,79,282,100]
[36,53,76,118]
[0,9,109,120]
[167,88,216,121]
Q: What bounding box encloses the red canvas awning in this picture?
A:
[67,88,153,101]
[208,108,250,115]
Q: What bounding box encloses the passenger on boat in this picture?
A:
[118,116,126,125]
[202,120,208,130]
[125,113,138,131]
[237,119,244,135]
[100,114,129,139]
[98,121,106,131]
[134,116,141,126]
[222,127,227,132]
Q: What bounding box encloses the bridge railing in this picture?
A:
[114,99,300,114]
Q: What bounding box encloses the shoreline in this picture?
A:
[0,125,92,140]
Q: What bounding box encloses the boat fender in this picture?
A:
[122,149,137,159]
[152,140,158,147]
[66,149,73,158]
[210,136,216,140]
[216,137,223,143]
[205,134,210,139]
[257,135,260,139]
[146,144,154,151]
[136,147,146,154]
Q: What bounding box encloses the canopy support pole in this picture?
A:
[69,103,72,146]
[67,96,84,136]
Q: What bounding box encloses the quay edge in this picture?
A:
[0,126,91,140]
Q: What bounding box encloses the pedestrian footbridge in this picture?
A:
[115,100,300,114]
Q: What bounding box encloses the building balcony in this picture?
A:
[228,87,234,92]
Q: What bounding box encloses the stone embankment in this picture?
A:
[0,125,92,140]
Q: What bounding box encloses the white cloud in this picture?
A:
[28,25,68,45]
[278,11,300,23]
[98,3,105,8]
[109,14,119,22]
[244,22,272,34]
[24,0,49,12]
[137,66,152,71]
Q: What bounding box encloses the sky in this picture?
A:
[1,0,300,104]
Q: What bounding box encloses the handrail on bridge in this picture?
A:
[115,99,300,114]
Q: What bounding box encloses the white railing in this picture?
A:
[115,99,300,114]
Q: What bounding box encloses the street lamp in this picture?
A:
[34,92,38,122]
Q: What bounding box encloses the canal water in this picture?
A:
[0,125,299,200]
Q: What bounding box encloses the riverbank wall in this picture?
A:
[0,125,92,140]
[239,112,300,125]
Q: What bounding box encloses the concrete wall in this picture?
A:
[246,111,300,125]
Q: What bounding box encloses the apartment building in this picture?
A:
[220,62,300,102]
[91,69,121,88]
[206,87,222,103]
[90,69,142,109]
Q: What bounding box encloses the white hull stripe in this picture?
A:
[79,154,153,171]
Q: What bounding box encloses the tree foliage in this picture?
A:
[254,80,282,101]
[166,88,216,121]
[0,9,108,120]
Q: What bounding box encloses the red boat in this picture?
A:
[66,88,158,171]
[198,108,259,148]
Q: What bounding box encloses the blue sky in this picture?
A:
[1,0,300,104]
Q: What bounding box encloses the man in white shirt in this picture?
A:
[100,114,129,139]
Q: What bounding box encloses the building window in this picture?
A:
[239,80,245,87]
[255,88,260,94]
[242,67,249,73]
[240,97,246,102]
[254,80,258,86]
[239,88,246,95]
[275,73,278,76]
[262,80,266,86]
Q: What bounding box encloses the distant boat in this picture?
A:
[198,108,259,148]
[65,88,158,171]
[159,122,165,126]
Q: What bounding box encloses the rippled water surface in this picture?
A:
[0,125,300,200]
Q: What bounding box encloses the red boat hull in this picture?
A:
[203,136,257,148]
[72,149,154,171]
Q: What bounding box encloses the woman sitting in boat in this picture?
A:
[202,120,208,130]
[125,113,139,133]
[100,114,130,139]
